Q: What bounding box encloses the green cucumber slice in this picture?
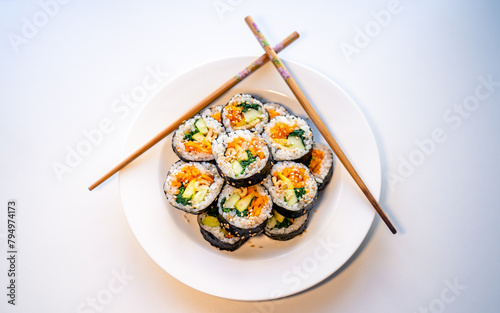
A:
[182,179,196,199]
[243,109,262,123]
[192,132,205,142]
[195,118,208,134]
[231,160,244,176]
[202,216,220,227]
[287,135,306,150]
[235,193,254,212]
[285,189,298,206]
[267,216,277,229]
[191,189,208,205]
[223,193,241,209]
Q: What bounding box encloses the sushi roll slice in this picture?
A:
[264,210,310,241]
[262,115,314,164]
[163,161,224,214]
[197,207,248,251]
[263,102,290,119]
[221,94,269,133]
[263,161,318,218]
[201,104,224,123]
[212,130,272,187]
[217,185,273,237]
[172,115,223,162]
[307,142,335,191]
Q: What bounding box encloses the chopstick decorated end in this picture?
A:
[244,16,397,234]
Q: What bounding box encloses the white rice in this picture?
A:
[212,130,270,179]
[201,104,224,122]
[262,161,318,212]
[262,115,313,161]
[198,213,240,244]
[218,185,273,229]
[172,115,223,161]
[221,94,269,133]
[163,161,224,213]
[266,213,308,235]
[263,102,289,118]
[310,142,334,183]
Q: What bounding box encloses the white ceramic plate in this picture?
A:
[119,56,380,301]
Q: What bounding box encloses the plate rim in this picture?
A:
[118,56,380,301]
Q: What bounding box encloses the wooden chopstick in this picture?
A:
[245,16,397,234]
[88,31,300,191]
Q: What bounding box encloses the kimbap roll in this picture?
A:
[263,102,289,119]
[221,94,269,133]
[307,142,334,191]
[201,104,224,123]
[212,130,272,187]
[172,115,223,162]
[262,115,313,164]
[163,161,224,214]
[217,185,273,237]
[263,161,318,218]
[264,210,310,241]
[197,207,248,251]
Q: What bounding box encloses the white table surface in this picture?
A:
[1,1,499,312]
